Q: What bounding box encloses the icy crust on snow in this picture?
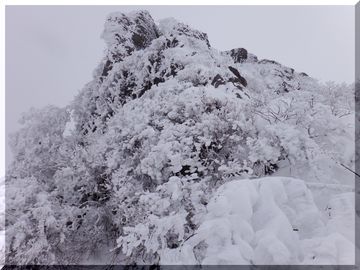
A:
[146,177,354,265]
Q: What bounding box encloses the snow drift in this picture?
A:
[144,177,354,265]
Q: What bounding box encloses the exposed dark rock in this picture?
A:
[131,32,147,49]
[229,78,243,90]
[153,77,165,86]
[257,59,302,94]
[178,26,210,48]
[280,81,291,93]
[140,174,157,192]
[228,66,242,78]
[160,18,211,48]
[228,66,247,87]
[225,48,258,63]
[100,11,160,80]
[168,63,182,77]
[299,72,309,77]
[174,164,204,178]
[227,48,248,63]
[104,10,160,53]
[211,74,226,88]
[165,231,181,249]
[258,59,281,66]
[167,37,179,48]
[100,60,113,82]
[204,99,223,113]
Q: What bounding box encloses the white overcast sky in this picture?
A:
[5,5,355,164]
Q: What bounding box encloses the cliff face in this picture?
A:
[6,10,355,265]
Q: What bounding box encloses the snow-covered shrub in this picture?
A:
[6,176,60,264]
[8,106,69,183]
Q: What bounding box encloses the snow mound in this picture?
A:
[159,177,354,265]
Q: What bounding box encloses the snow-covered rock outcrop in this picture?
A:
[5,10,355,265]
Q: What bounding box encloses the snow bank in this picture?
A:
[160,177,354,265]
